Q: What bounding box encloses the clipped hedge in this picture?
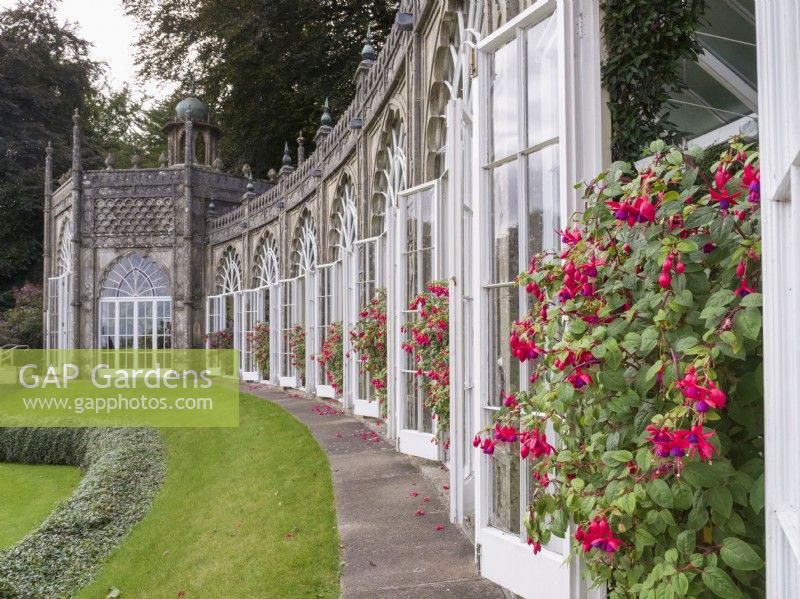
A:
[0,427,166,597]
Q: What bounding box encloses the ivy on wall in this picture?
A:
[601,0,706,161]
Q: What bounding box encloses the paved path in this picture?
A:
[246,385,508,598]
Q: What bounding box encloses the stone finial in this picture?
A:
[131,154,142,169]
[105,153,116,170]
[281,142,292,167]
[71,108,82,173]
[212,156,224,171]
[267,168,277,183]
[361,24,376,62]
[46,141,53,157]
[297,131,306,165]
[242,163,252,179]
[321,98,333,127]
[159,151,168,168]
[208,199,217,217]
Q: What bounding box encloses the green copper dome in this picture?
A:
[175,96,209,122]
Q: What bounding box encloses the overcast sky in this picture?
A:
[0,0,174,103]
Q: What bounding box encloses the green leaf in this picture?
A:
[599,369,628,392]
[646,479,673,508]
[739,292,762,307]
[645,360,664,383]
[720,537,764,571]
[616,492,637,515]
[674,336,699,352]
[636,527,657,547]
[734,308,762,340]
[676,530,695,555]
[676,240,698,253]
[603,449,634,466]
[673,572,689,597]
[706,487,733,518]
[706,289,736,309]
[750,473,765,514]
[701,567,745,599]
[674,289,693,308]
[641,327,659,354]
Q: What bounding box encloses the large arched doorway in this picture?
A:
[98,252,172,368]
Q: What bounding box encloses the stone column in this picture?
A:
[69,110,83,349]
[42,142,53,346]
[180,110,195,348]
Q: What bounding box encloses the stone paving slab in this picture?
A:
[245,385,509,599]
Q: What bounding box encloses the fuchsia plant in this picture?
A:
[401,281,450,440]
[476,140,764,598]
[315,322,344,393]
[350,288,388,413]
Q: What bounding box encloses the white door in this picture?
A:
[756,2,800,595]
[315,262,338,398]
[278,277,300,388]
[394,180,441,461]
[472,1,603,597]
[447,97,476,524]
[241,288,261,381]
[352,236,383,418]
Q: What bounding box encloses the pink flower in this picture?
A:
[686,425,716,462]
[575,517,622,554]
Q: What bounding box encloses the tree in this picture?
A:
[122,0,399,176]
[0,0,99,306]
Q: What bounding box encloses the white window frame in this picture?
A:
[472,2,604,598]
[351,233,385,418]
[392,179,442,461]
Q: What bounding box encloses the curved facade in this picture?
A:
[42,1,766,597]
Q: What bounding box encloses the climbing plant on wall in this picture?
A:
[601,0,706,161]
[477,139,764,598]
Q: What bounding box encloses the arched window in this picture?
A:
[291,210,317,276]
[216,247,241,294]
[329,176,357,261]
[371,115,406,236]
[98,253,172,360]
[47,218,73,349]
[101,253,170,298]
[56,218,72,275]
[253,233,279,287]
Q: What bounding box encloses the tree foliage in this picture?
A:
[121,0,399,175]
[0,0,98,304]
[601,0,706,162]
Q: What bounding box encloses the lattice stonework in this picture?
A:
[95,197,175,236]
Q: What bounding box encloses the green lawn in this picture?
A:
[0,462,82,548]
[79,394,340,599]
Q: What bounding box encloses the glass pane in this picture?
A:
[527,144,560,257]
[491,161,519,283]
[491,38,519,160]
[487,286,519,406]
[668,60,750,139]
[526,13,559,145]
[698,0,756,89]
[489,440,521,534]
